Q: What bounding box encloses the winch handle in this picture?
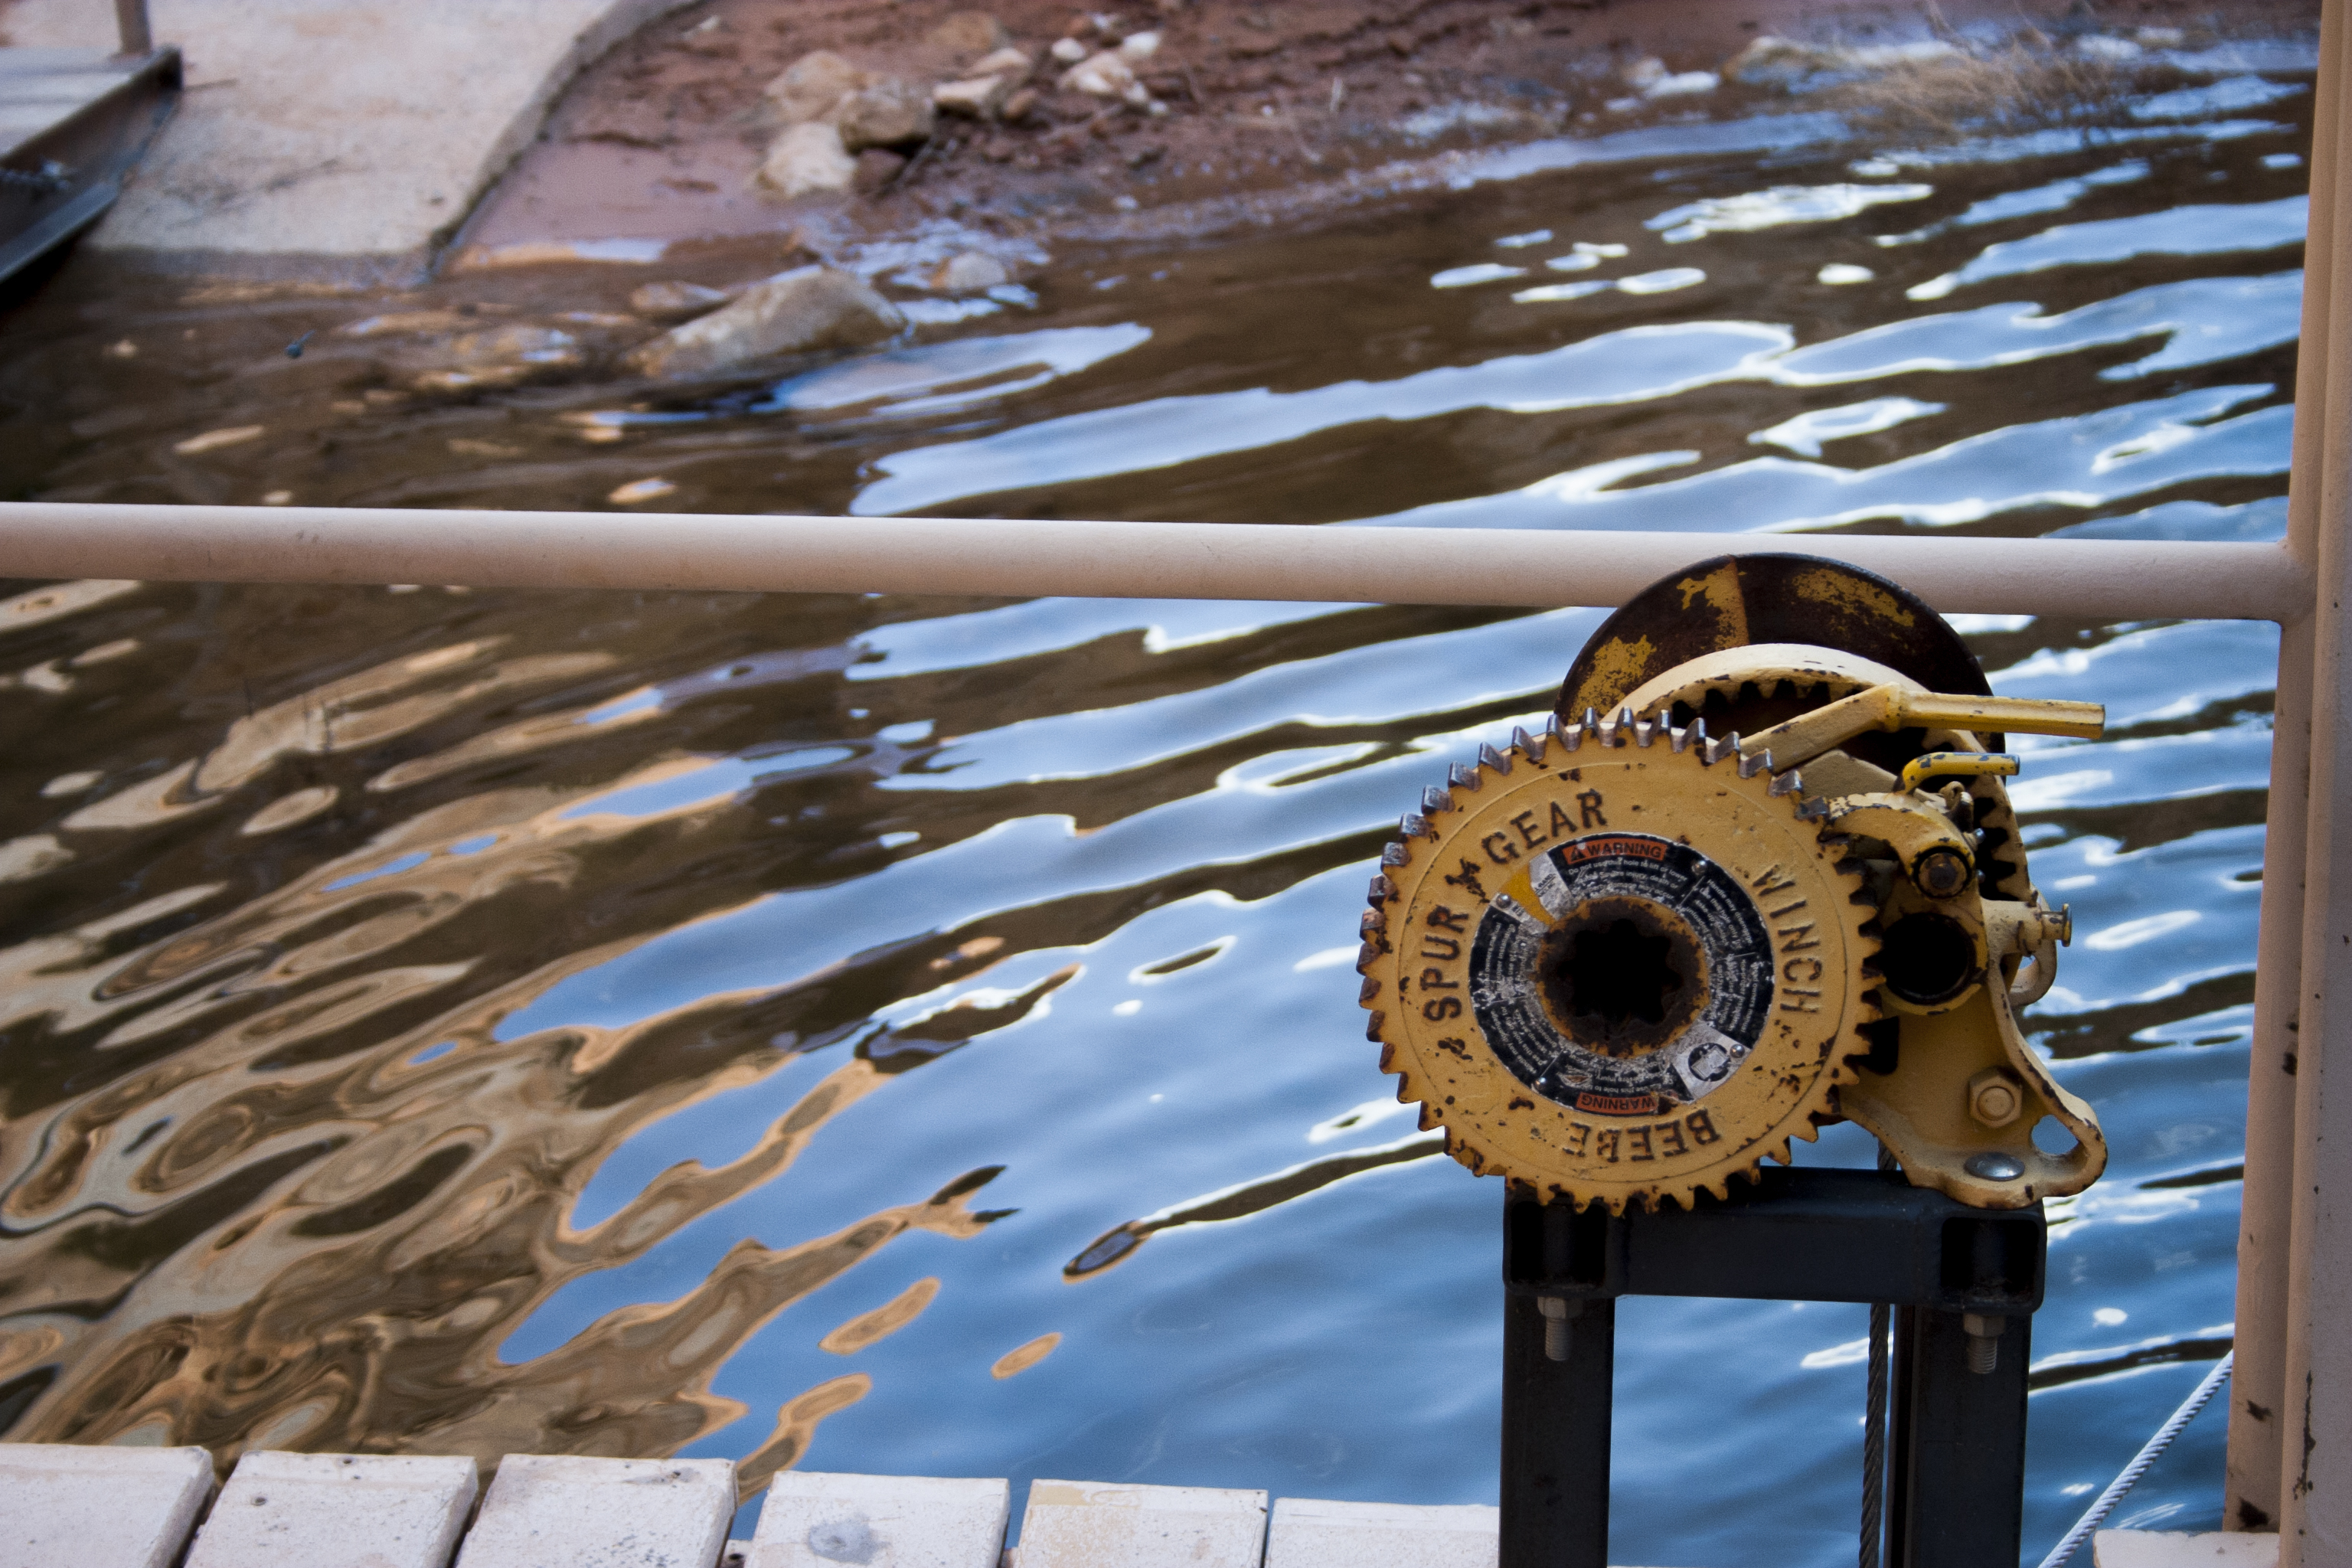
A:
[1897,750,2018,795]
[1739,685,2105,772]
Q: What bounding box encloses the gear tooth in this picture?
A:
[1479,742,1511,776]
[1363,1008,1385,1040]
[1359,908,1385,939]
[1419,1102,1443,1132]
[1634,714,1657,748]
[1400,812,1432,838]
[1512,724,1547,765]
[1358,975,1380,1004]
[1423,786,1453,815]
[1380,841,1410,867]
[1583,706,1601,734]
[1739,746,1770,780]
[1379,1041,1399,1071]
[1356,940,1383,972]
[1769,766,1802,797]
[1367,873,1393,904]
[1449,763,1480,793]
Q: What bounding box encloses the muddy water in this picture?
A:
[0,70,2316,1566]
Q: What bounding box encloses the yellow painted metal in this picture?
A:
[1896,751,2019,795]
[1359,723,1878,1213]
[1363,646,2111,1214]
[1738,684,2105,772]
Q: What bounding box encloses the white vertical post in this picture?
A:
[2277,0,2352,1558]
[112,0,151,54]
[2227,0,2344,1529]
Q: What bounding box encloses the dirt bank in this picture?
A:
[453,0,2319,267]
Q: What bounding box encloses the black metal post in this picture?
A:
[1500,1171,2044,1568]
[1892,1308,2034,1568]
[1501,1288,1613,1568]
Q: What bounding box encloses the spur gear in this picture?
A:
[1357,714,1879,1214]
[1357,556,2115,1214]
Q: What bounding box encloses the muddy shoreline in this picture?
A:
[452,0,2319,270]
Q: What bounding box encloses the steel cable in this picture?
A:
[2034,1350,2235,1568]
[1860,1142,1896,1568]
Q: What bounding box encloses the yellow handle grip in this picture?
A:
[1899,751,2020,794]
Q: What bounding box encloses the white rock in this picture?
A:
[756,122,857,201]
[2092,1529,2279,1566]
[1645,70,1719,96]
[2076,34,2145,60]
[1060,51,1137,96]
[1050,37,1089,64]
[0,1444,215,1568]
[971,47,1034,76]
[1266,1498,1498,1568]
[1014,1480,1267,1568]
[452,1455,735,1568]
[934,74,1011,118]
[752,1472,1010,1568]
[836,78,937,150]
[765,51,868,125]
[184,1452,477,1568]
[929,251,1012,291]
[1119,30,1161,59]
[625,266,906,380]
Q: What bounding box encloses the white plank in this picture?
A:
[0,1443,215,1568]
[1266,1498,1497,1568]
[752,1472,1008,1568]
[2095,1530,2282,1566]
[184,1451,476,1568]
[1015,1480,1267,1568]
[453,1454,735,1568]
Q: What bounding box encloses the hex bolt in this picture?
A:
[1967,1067,2024,1129]
[1915,847,1973,899]
[1962,1312,2005,1375]
[1537,1295,1577,1362]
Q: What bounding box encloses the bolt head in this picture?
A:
[1967,1067,2024,1129]
[1915,847,1972,898]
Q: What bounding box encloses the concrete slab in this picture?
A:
[1266,1498,1498,1568]
[183,1450,478,1568]
[2095,1530,2282,1566]
[1014,1480,1269,1568]
[752,1472,1010,1568]
[0,0,693,270]
[0,1442,216,1568]
[453,1453,736,1568]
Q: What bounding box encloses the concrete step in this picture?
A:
[753,1472,1010,1568]
[2095,1528,2282,1566]
[21,1445,2259,1568]
[1266,1498,1499,1568]
[0,1443,216,1568]
[183,1451,478,1568]
[1011,1480,1269,1568]
[455,1454,736,1568]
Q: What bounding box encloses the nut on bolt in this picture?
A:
[1537,1295,1577,1362]
[1967,1067,2024,1129]
[1962,1312,2005,1375]
[1913,846,1973,899]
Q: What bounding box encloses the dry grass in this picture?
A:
[1824,42,2145,143]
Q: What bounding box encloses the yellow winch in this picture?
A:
[1357,555,2110,1214]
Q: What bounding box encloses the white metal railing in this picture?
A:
[0,503,2313,622]
[0,0,2342,1553]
